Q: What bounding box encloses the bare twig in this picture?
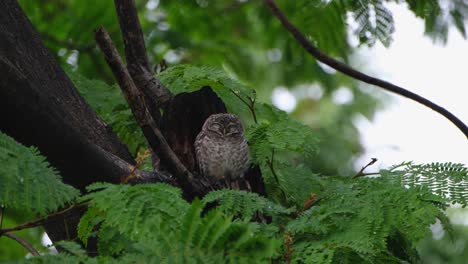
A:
[0,202,89,235]
[94,27,193,187]
[353,158,378,178]
[0,206,4,229]
[230,89,258,124]
[3,232,40,256]
[264,0,468,139]
[356,172,381,177]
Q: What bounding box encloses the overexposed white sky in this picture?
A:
[353,3,468,169]
[272,3,467,169]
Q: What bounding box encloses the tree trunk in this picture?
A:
[0,0,134,245]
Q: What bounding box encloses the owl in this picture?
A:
[194,113,250,187]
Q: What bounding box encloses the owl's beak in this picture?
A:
[223,128,227,135]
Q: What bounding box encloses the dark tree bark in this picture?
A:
[0,0,136,245]
[0,0,135,188]
[161,86,228,173]
[0,0,266,250]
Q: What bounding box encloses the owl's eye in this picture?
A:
[226,126,240,135]
[210,124,221,131]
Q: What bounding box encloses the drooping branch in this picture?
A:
[264,0,468,139]
[113,0,172,121]
[3,232,40,256]
[94,27,193,188]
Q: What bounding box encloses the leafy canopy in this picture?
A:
[2,67,468,263]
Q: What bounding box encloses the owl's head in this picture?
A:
[202,113,244,138]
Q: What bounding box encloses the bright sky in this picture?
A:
[353,3,468,169]
[272,3,468,170]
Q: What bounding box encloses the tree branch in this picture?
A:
[113,0,150,72]
[89,142,174,184]
[3,232,40,256]
[264,0,468,139]
[113,0,172,119]
[353,158,378,178]
[0,202,89,235]
[94,27,193,187]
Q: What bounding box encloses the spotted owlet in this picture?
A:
[194,113,250,186]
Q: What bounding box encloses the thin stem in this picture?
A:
[248,94,258,124]
[0,202,88,235]
[0,207,4,229]
[230,89,258,124]
[3,232,40,256]
[354,158,378,178]
[356,172,381,177]
[264,0,468,139]
[267,149,288,201]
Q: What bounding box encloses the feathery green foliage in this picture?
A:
[3,0,467,262]
[78,183,189,245]
[246,120,322,206]
[286,175,449,263]
[0,131,79,215]
[350,0,395,47]
[202,189,293,221]
[75,183,280,262]
[382,161,468,207]
[159,65,322,206]
[3,65,465,263]
[158,64,255,122]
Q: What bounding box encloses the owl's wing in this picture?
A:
[194,131,208,177]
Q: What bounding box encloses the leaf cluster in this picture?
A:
[382,161,468,207]
[0,131,79,215]
[2,68,467,263]
[76,183,279,263]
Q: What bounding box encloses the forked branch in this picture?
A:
[264,0,468,139]
[114,0,172,116]
[94,27,193,187]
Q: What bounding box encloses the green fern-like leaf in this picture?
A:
[0,131,79,215]
[158,64,255,122]
[287,176,449,263]
[158,65,322,206]
[202,189,293,221]
[381,162,468,206]
[54,241,86,256]
[247,120,321,206]
[351,0,395,47]
[78,183,190,244]
[78,184,280,262]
